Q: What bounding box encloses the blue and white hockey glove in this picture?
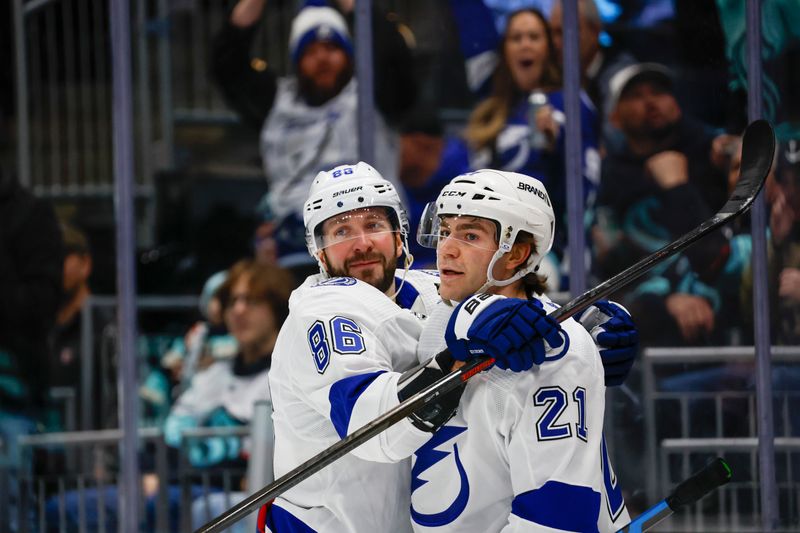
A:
[576,300,639,386]
[398,350,465,433]
[445,294,564,372]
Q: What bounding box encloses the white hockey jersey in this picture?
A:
[411,296,629,533]
[268,270,441,532]
[260,77,401,225]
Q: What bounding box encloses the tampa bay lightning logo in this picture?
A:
[410,426,469,527]
[312,277,357,288]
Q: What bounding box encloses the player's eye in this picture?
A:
[333,227,349,238]
[465,232,480,241]
[439,229,451,238]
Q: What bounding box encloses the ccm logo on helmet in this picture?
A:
[517,182,551,206]
[441,191,466,197]
[333,186,363,198]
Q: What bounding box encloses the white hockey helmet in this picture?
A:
[419,169,555,288]
[303,161,411,275]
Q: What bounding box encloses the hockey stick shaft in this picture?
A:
[196,120,774,533]
[616,458,732,533]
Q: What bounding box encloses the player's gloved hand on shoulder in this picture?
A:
[576,300,638,386]
[398,350,465,433]
[445,294,564,372]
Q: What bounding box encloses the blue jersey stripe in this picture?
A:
[511,481,601,532]
[328,370,386,438]
[265,504,317,532]
[394,276,421,310]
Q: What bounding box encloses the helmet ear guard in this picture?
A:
[423,169,555,290]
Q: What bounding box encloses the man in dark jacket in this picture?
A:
[595,63,736,345]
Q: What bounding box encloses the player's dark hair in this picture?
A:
[514,230,549,295]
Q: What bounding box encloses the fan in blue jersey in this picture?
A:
[448,2,601,285]
[412,169,631,532]
[261,162,637,532]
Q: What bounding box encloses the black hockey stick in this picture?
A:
[616,457,732,533]
[196,119,774,533]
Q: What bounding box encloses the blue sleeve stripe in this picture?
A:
[511,481,601,533]
[265,504,318,532]
[394,276,421,310]
[328,371,387,438]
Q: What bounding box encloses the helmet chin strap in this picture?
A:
[316,250,332,278]
[475,247,535,295]
[386,235,414,302]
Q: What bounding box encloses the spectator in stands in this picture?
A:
[447,2,600,286]
[211,0,416,279]
[163,260,293,530]
[594,62,737,345]
[46,260,293,532]
[398,106,470,267]
[742,138,800,344]
[549,0,635,123]
[160,270,238,391]
[47,223,96,429]
[0,167,63,532]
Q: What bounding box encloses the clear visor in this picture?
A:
[314,208,398,253]
[416,202,499,252]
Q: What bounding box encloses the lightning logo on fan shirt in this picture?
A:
[410,425,469,527]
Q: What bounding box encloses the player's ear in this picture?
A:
[395,233,403,259]
[507,242,531,270]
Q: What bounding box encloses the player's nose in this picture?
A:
[351,230,373,251]
[437,235,459,257]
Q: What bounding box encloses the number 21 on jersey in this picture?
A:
[307,316,366,374]
[532,386,625,520]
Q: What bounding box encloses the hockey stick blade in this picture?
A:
[196,120,774,533]
[616,458,732,533]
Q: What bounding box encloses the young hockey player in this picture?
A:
[410,169,632,532]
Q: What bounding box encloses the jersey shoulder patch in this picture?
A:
[311,276,357,288]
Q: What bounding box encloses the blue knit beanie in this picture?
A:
[289,2,353,65]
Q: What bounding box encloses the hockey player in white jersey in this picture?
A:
[264,162,567,532]
[411,169,632,532]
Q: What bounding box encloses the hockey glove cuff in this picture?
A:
[445,294,564,372]
[397,351,465,433]
[576,300,639,386]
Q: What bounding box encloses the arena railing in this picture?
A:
[658,437,800,532]
[636,346,800,530]
[4,400,274,533]
[77,294,200,431]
